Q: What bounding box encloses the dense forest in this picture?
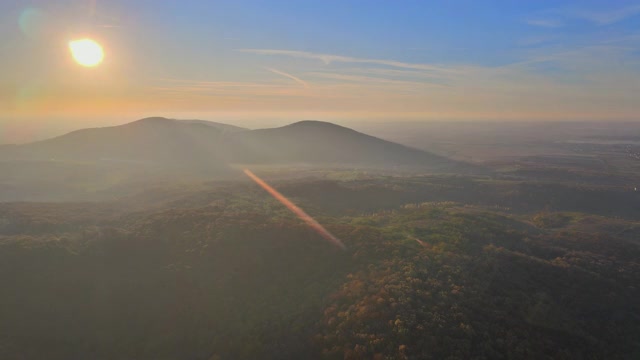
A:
[5,0,640,357]
[1,175,639,359]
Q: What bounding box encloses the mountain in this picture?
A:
[1,117,478,172]
[0,117,488,201]
[0,117,233,169]
[229,121,445,167]
[227,120,482,173]
[180,119,248,134]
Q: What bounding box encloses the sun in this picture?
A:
[69,38,104,67]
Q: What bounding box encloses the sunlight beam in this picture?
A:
[243,169,346,250]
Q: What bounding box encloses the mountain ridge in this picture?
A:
[0,117,483,173]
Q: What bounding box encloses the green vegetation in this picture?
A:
[1,176,638,359]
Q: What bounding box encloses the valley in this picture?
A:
[1,119,639,359]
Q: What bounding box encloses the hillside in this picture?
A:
[0,118,485,201]
[0,117,230,167]
[181,119,248,133]
[228,121,465,170]
[0,177,638,359]
[1,118,472,172]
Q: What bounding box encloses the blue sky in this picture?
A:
[1,0,640,140]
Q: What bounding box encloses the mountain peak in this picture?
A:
[129,117,175,125]
[286,120,347,129]
[1,117,480,174]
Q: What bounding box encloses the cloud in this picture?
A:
[525,19,563,28]
[526,4,640,28]
[149,78,312,104]
[307,71,445,91]
[127,36,640,121]
[157,78,276,88]
[572,4,640,25]
[264,67,309,88]
[236,49,457,74]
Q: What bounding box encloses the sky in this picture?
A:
[1,0,640,142]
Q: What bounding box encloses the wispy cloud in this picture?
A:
[307,71,445,90]
[264,67,309,88]
[572,4,640,25]
[150,78,312,103]
[525,19,563,28]
[157,78,276,88]
[524,4,640,29]
[130,34,640,121]
[236,49,457,74]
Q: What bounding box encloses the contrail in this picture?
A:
[264,67,309,88]
[243,169,346,250]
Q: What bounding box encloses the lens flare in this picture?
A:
[408,235,428,248]
[19,8,47,39]
[244,169,346,250]
[69,39,104,67]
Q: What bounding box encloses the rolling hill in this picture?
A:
[1,178,638,359]
[0,117,485,201]
[227,120,463,169]
[0,117,477,171]
[0,117,232,168]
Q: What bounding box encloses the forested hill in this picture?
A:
[0,117,236,169]
[1,176,638,359]
[0,117,479,171]
[227,120,467,169]
[0,118,488,202]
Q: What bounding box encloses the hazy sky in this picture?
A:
[1,0,640,141]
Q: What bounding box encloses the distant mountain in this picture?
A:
[180,119,248,134]
[0,117,232,169]
[228,120,477,171]
[0,117,481,173]
[0,117,487,201]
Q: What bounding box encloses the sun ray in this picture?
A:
[244,169,346,250]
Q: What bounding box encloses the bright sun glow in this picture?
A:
[69,39,104,67]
